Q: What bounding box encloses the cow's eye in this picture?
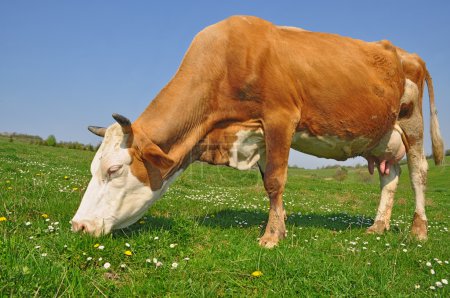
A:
[107,165,123,177]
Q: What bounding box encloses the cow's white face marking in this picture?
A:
[71,124,182,236]
[229,129,265,170]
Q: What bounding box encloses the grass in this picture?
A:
[0,136,449,297]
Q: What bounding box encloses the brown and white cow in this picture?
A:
[71,16,444,247]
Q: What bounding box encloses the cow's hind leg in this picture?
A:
[367,163,400,234]
[259,115,297,248]
[399,79,429,240]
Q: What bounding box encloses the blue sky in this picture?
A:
[1,1,449,168]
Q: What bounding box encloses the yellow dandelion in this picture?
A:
[0,217,7,222]
[124,250,133,256]
[72,187,79,191]
[93,243,100,248]
[251,270,263,277]
[64,176,69,180]
[41,214,49,219]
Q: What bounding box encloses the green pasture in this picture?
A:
[0,136,449,297]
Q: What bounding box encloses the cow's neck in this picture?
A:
[134,75,216,168]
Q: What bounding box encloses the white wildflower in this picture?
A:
[103,262,111,269]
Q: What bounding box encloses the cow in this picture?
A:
[71,16,444,248]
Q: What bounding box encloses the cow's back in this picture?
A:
[273,29,404,143]
[206,16,405,146]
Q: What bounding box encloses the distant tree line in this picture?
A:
[1,132,98,151]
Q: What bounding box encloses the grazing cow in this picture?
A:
[71,16,444,247]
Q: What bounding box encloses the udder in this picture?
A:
[365,126,406,176]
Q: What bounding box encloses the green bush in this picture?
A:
[45,135,57,147]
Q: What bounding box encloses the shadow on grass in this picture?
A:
[112,216,176,238]
[199,209,377,232]
[114,209,385,239]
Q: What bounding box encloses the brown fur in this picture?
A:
[115,16,437,247]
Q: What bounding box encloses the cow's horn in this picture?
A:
[112,113,131,133]
[88,126,106,137]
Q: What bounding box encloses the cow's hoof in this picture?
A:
[411,213,428,241]
[366,220,386,234]
[258,236,279,249]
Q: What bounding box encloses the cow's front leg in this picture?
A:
[259,170,288,248]
[259,116,296,248]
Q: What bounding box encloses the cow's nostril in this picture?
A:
[79,223,86,232]
[72,221,88,233]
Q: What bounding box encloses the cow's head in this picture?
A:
[71,114,180,236]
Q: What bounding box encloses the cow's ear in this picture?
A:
[142,143,174,171]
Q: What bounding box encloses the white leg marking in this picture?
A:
[374,163,400,227]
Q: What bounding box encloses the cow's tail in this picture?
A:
[425,70,445,165]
